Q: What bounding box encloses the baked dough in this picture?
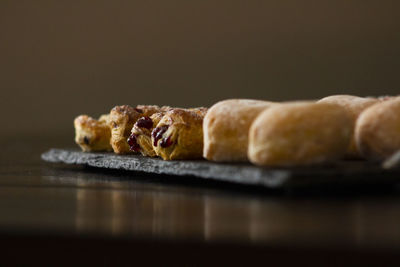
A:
[74,114,112,152]
[129,107,207,157]
[248,101,352,166]
[318,95,379,157]
[203,99,274,162]
[109,105,162,154]
[355,97,400,161]
[151,108,207,160]
[129,111,169,157]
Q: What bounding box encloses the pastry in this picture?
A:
[129,107,207,157]
[203,99,274,162]
[128,111,169,157]
[248,101,352,166]
[151,108,207,160]
[109,105,162,154]
[355,97,400,161]
[318,95,379,157]
[74,114,112,152]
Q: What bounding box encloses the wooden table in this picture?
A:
[1,134,400,265]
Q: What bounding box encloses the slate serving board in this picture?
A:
[41,148,400,189]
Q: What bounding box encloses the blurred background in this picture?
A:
[1,0,399,137]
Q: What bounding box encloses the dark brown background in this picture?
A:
[1,1,399,136]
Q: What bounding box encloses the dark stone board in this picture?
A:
[41,148,400,189]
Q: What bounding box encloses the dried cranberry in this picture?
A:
[136,116,153,129]
[134,108,143,113]
[151,125,169,146]
[83,136,90,145]
[127,133,141,152]
[160,136,173,148]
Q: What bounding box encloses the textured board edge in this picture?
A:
[41,149,290,188]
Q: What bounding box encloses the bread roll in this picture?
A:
[318,95,379,157]
[248,101,352,166]
[203,99,274,162]
[355,97,400,161]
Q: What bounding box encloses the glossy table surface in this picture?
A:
[2,134,400,264]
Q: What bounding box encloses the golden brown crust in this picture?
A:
[130,107,207,158]
[248,101,352,166]
[151,108,207,160]
[318,95,379,158]
[203,99,275,162]
[130,111,167,157]
[355,97,400,161]
[74,114,112,152]
[189,107,208,117]
[109,105,162,154]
